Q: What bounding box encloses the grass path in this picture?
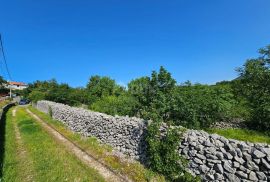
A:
[0,109,20,181]
[26,108,127,182]
[1,106,105,182]
[12,108,35,181]
[27,106,165,182]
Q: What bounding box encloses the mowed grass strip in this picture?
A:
[0,109,20,181]
[15,107,105,182]
[28,106,165,182]
[207,128,270,144]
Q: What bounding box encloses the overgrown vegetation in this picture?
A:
[146,122,199,181]
[17,44,270,181]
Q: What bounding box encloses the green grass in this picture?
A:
[28,106,165,182]
[1,107,105,182]
[0,109,20,181]
[207,128,270,144]
[0,100,11,109]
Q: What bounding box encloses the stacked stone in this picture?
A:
[36,101,270,181]
[179,130,270,181]
[210,118,247,129]
[36,100,148,162]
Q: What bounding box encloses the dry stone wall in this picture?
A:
[180,130,270,181]
[35,101,270,181]
[35,100,148,162]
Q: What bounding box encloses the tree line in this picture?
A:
[17,45,270,133]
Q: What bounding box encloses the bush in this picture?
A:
[28,90,46,103]
[90,95,139,116]
[171,84,236,129]
[146,122,200,181]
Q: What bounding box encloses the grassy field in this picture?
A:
[0,107,105,182]
[207,128,270,144]
[0,108,20,181]
[28,106,165,182]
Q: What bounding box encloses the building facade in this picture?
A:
[7,81,28,90]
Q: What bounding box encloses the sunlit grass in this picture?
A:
[28,106,165,182]
[15,107,105,182]
[0,109,20,181]
[207,128,270,144]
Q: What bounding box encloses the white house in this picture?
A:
[6,81,28,90]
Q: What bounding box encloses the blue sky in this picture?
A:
[1,0,270,87]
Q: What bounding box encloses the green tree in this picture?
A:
[86,76,124,103]
[28,90,46,103]
[128,66,176,121]
[236,45,270,131]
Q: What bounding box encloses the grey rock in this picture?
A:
[223,161,235,174]
[252,149,266,159]
[253,158,260,165]
[214,173,223,180]
[261,147,270,155]
[205,147,216,154]
[224,152,233,160]
[234,156,245,164]
[236,148,243,157]
[249,171,258,181]
[233,161,240,168]
[207,159,221,164]
[235,171,248,179]
[214,163,224,174]
[207,162,215,168]
[216,152,224,160]
[204,140,214,147]
[205,173,215,180]
[261,158,270,170]
[194,158,203,165]
[196,153,206,160]
[243,152,252,161]
[199,165,209,173]
[267,156,270,163]
[239,165,251,174]
[246,161,260,171]
[256,172,267,181]
[224,172,241,182]
[229,149,237,157]
[206,154,218,160]
[215,140,224,147]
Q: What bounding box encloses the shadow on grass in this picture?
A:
[0,104,15,177]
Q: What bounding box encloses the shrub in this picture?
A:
[146,121,200,181]
[90,95,139,116]
[28,90,46,103]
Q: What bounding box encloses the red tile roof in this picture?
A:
[8,81,28,86]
